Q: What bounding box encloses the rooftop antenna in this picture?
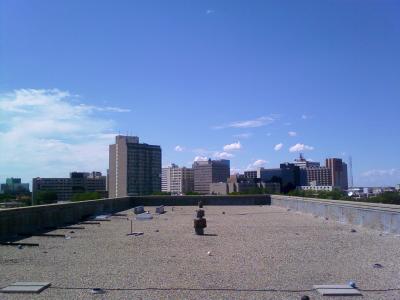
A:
[349,155,354,188]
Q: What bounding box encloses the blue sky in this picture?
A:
[0,0,399,186]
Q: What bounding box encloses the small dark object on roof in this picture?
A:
[301,296,310,300]
[126,232,144,237]
[43,251,48,254]
[325,217,329,220]
[287,209,291,211]
[348,281,356,288]
[198,200,203,208]
[350,229,357,233]
[91,288,105,294]
[17,245,23,249]
[70,231,75,234]
[155,229,159,232]
[222,211,225,214]
[373,263,383,269]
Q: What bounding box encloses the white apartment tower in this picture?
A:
[161,164,194,194]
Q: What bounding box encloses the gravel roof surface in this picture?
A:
[1,205,400,299]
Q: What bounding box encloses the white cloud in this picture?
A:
[288,131,297,137]
[193,156,208,162]
[359,168,400,186]
[246,159,268,170]
[99,106,131,113]
[192,148,214,156]
[274,143,283,151]
[253,159,268,167]
[213,151,234,159]
[214,115,278,129]
[301,114,308,120]
[223,141,242,152]
[289,143,314,152]
[233,132,252,139]
[230,168,242,175]
[174,145,184,152]
[206,9,215,14]
[0,89,130,182]
[266,133,272,137]
[361,169,400,178]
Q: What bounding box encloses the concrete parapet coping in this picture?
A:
[271,195,400,213]
[271,195,400,233]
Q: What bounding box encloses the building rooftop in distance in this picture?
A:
[1,205,400,299]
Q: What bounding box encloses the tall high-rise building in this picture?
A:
[161,164,194,194]
[326,158,348,190]
[0,178,30,194]
[293,154,321,185]
[193,159,230,194]
[161,167,171,192]
[108,135,161,197]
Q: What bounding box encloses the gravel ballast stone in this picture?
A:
[1,205,400,299]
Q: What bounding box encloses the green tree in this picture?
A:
[72,192,101,202]
[0,193,15,202]
[185,191,200,195]
[36,191,58,205]
[151,191,171,196]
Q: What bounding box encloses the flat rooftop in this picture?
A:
[1,205,400,299]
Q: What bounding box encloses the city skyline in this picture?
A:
[1,1,399,186]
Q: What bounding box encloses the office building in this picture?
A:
[161,167,171,192]
[293,154,321,186]
[279,163,301,192]
[255,164,300,193]
[109,135,161,197]
[244,171,257,179]
[210,174,281,195]
[32,171,106,203]
[298,185,334,191]
[305,167,332,186]
[210,182,229,195]
[291,155,348,191]
[257,168,282,182]
[293,154,320,169]
[161,164,194,194]
[193,159,230,194]
[0,178,30,194]
[326,158,348,190]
